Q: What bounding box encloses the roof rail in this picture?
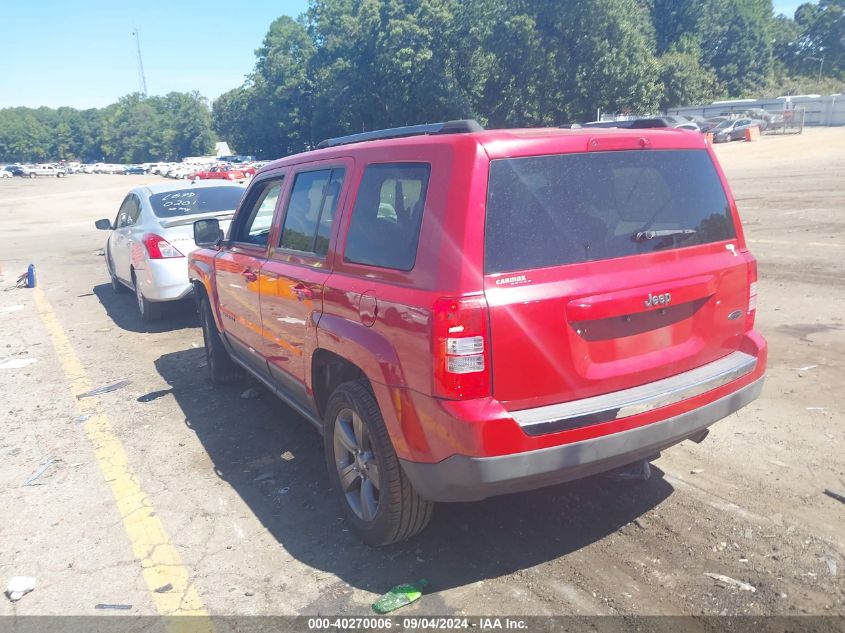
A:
[316,119,483,149]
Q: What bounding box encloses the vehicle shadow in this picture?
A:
[155,348,674,601]
[93,283,199,333]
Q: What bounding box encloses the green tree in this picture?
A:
[698,0,774,96]
[795,0,845,77]
[658,36,722,109]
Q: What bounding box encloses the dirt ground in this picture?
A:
[0,128,843,621]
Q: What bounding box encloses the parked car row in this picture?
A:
[709,117,767,143]
[94,120,767,546]
[573,115,703,131]
[152,160,266,181]
[1,160,268,180]
[2,163,68,178]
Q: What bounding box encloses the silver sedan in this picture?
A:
[95,180,245,322]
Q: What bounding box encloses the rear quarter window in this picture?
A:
[485,149,735,274]
[343,163,430,271]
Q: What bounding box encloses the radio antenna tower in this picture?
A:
[132,27,148,97]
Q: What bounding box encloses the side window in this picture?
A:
[344,163,430,271]
[115,195,137,228]
[127,195,142,224]
[279,168,344,256]
[233,178,284,246]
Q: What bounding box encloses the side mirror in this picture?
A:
[95,218,112,230]
[194,218,224,247]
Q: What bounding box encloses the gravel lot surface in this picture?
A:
[1,128,843,619]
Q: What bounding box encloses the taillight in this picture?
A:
[747,256,758,327]
[143,233,184,259]
[432,296,490,399]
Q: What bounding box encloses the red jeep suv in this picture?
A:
[189,120,766,545]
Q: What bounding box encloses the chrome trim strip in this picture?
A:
[512,351,757,432]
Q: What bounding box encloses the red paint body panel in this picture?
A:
[189,126,766,470]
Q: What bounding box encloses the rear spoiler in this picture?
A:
[158,211,235,229]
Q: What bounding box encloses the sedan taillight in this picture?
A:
[143,233,184,259]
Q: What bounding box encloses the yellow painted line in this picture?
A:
[748,238,845,249]
[33,287,213,630]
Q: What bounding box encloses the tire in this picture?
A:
[324,380,433,546]
[198,294,241,383]
[57,172,65,178]
[133,271,162,322]
[106,250,127,293]
[28,172,36,179]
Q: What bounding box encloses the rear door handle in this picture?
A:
[241,268,258,282]
[291,283,313,300]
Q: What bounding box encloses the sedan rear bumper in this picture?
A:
[400,377,763,502]
[135,259,193,302]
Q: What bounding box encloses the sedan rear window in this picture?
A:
[149,186,245,218]
[485,150,735,274]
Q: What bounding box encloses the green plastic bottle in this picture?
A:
[371,579,429,614]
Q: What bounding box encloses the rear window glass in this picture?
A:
[149,186,245,218]
[485,150,735,274]
[344,163,430,271]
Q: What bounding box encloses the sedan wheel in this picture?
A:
[133,274,161,322]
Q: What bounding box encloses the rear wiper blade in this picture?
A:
[634,229,697,243]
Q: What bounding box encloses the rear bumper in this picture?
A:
[136,259,193,302]
[400,376,763,502]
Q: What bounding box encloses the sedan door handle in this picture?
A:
[241,268,258,283]
[291,283,313,300]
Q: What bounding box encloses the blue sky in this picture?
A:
[0,0,809,110]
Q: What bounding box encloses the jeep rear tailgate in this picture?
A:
[483,148,754,412]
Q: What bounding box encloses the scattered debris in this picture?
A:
[191,342,200,348]
[240,387,260,400]
[0,305,24,313]
[822,557,837,577]
[94,328,111,333]
[372,579,428,614]
[793,365,817,372]
[744,528,753,540]
[254,472,275,482]
[76,379,130,400]
[5,576,36,602]
[24,457,58,486]
[823,488,845,504]
[806,407,827,411]
[704,573,756,592]
[77,293,94,298]
[280,451,295,461]
[94,604,132,610]
[632,518,647,529]
[73,414,91,424]
[690,468,704,474]
[278,486,290,495]
[0,358,37,369]
[153,583,173,593]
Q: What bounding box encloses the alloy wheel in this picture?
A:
[333,408,381,522]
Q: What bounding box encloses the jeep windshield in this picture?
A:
[484,149,736,274]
